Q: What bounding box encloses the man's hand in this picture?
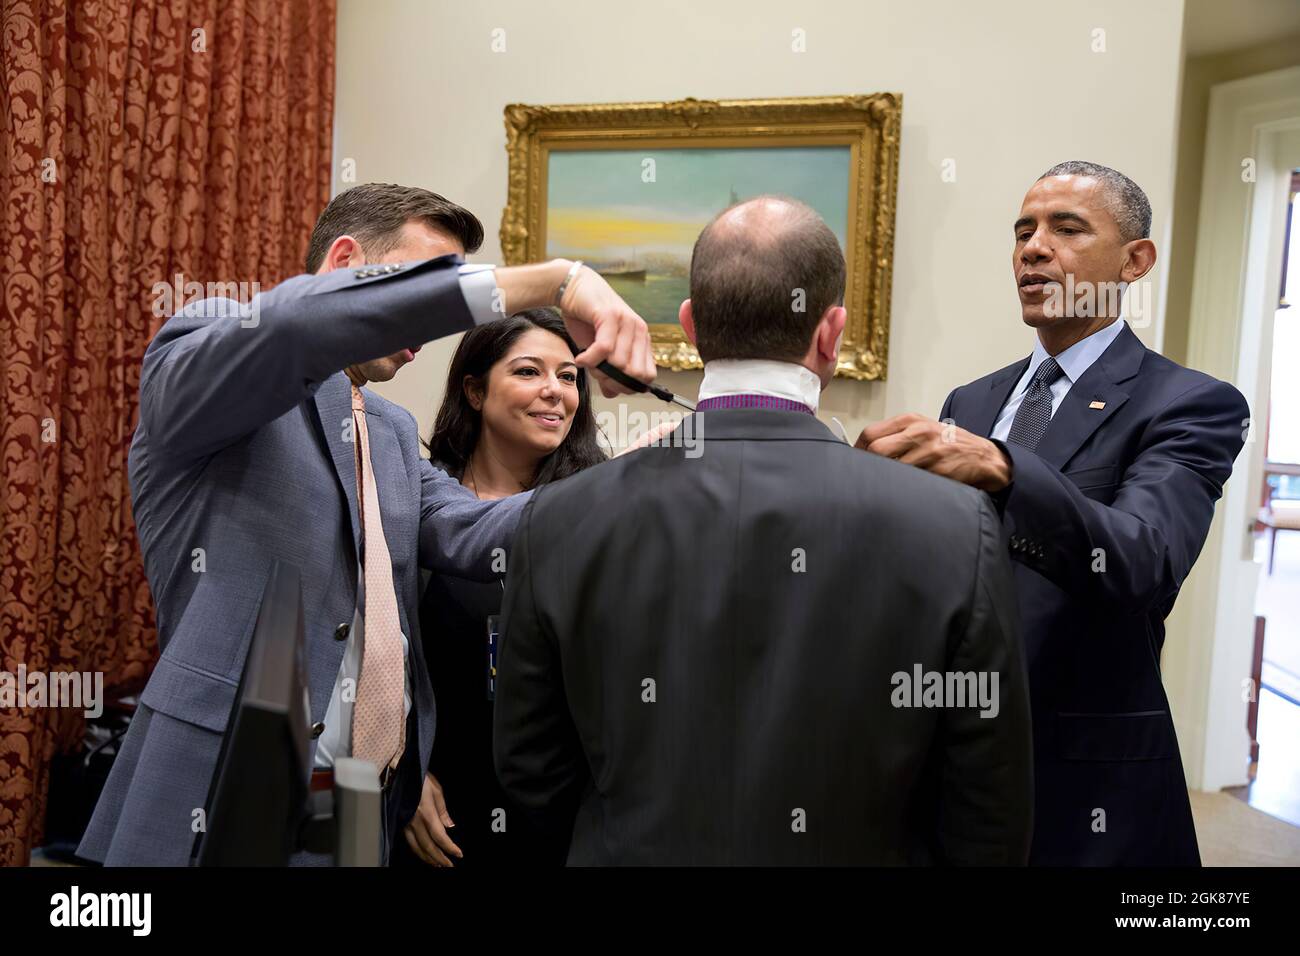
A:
[404,772,463,867]
[856,413,1012,492]
[556,263,656,398]
[492,259,656,399]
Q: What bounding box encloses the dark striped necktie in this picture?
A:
[1006,356,1064,450]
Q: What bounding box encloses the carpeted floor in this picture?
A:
[29,790,1300,867]
[1190,789,1300,865]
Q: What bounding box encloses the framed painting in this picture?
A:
[499,94,902,380]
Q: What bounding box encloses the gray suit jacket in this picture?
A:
[79,255,529,866]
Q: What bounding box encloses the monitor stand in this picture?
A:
[299,757,383,866]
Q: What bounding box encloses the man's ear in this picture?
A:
[463,374,484,411]
[322,235,365,273]
[679,299,697,346]
[1121,238,1156,283]
[817,305,847,361]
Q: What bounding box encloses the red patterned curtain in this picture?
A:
[0,0,336,865]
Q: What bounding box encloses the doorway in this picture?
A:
[1168,68,1300,815]
[1242,167,1300,826]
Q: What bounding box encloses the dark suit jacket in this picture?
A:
[494,408,1033,865]
[940,322,1249,866]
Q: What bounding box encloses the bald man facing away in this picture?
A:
[493,196,1033,865]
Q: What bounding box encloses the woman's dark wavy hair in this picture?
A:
[424,308,606,488]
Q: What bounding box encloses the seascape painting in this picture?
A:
[501,95,900,377]
[544,146,851,327]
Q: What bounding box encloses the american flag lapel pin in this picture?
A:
[1089,400,1106,410]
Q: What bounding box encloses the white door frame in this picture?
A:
[1163,65,1300,792]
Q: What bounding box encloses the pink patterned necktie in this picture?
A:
[349,385,406,772]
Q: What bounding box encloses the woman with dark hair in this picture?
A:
[425,308,606,492]
[413,308,605,868]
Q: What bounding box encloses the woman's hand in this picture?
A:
[615,417,681,457]
[404,772,463,866]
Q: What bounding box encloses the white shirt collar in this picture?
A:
[1022,318,1127,390]
[698,358,823,412]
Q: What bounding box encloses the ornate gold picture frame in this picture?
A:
[500,94,901,380]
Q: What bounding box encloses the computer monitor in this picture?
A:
[194,561,312,865]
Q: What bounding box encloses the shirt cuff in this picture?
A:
[457,263,499,325]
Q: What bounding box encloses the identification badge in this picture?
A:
[486,614,500,701]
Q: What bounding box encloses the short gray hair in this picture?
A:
[1038,161,1151,242]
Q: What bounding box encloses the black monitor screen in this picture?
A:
[194,561,311,866]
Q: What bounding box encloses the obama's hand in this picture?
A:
[856,413,1012,492]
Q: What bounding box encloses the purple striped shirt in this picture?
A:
[694,393,815,415]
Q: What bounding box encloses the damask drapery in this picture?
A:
[1,0,336,865]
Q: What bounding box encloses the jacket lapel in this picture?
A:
[1032,323,1145,470]
[313,373,363,556]
[974,358,1030,438]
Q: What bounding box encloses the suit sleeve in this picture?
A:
[939,387,957,423]
[492,493,587,834]
[417,461,532,577]
[999,379,1248,615]
[138,255,475,463]
[937,493,1034,865]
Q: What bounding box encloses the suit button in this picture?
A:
[334,622,350,642]
[310,721,325,738]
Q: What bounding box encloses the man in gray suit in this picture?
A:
[78,183,655,866]
[494,196,1033,864]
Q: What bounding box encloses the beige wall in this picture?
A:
[1164,32,1300,365]
[333,0,1187,443]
